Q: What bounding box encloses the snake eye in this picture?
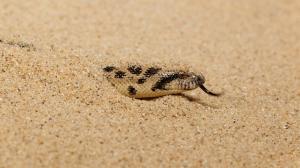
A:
[177,72,190,79]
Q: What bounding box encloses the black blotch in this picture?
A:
[144,67,161,77]
[128,65,142,75]
[103,66,115,72]
[151,72,188,91]
[137,78,146,84]
[128,85,137,95]
[115,71,126,78]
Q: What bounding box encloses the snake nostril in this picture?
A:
[196,75,205,85]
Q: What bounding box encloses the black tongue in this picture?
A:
[199,85,222,96]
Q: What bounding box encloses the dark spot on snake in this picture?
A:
[137,78,146,84]
[115,71,126,78]
[144,67,161,77]
[128,85,137,95]
[128,65,142,75]
[151,72,189,91]
[103,66,115,72]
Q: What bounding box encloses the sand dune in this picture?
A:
[0,0,299,167]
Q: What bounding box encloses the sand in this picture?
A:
[0,0,299,167]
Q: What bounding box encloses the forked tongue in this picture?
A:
[199,84,222,96]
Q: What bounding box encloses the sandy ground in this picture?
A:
[0,0,300,167]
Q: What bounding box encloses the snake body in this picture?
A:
[102,63,221,98]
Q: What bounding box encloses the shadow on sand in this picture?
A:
[139,93,221,109]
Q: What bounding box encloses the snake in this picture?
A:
[102,63,222,98]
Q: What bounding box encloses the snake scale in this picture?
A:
[102,63,222,98]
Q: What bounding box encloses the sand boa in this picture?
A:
[102,63,222,98]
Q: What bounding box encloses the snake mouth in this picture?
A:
[199,84,222,96]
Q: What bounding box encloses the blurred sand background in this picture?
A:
[0,0,300,167]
